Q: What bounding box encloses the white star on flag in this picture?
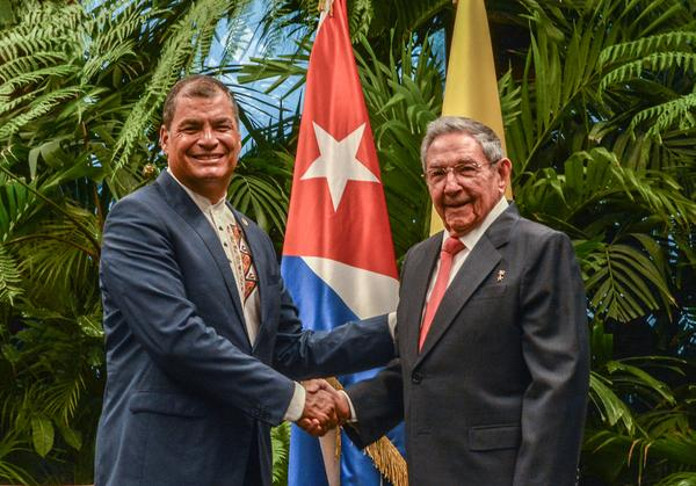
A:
[300,121,379,211]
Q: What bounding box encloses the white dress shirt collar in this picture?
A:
[167,168,228,213]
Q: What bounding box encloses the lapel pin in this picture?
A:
[241,218,249,226]
[496,269,506,282]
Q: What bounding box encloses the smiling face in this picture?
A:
[426,132,511,237]
[160,91,241,202]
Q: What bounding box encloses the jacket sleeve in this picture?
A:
[100,197,295,426]
[271,280,396,381]
[513,230,589,486]
[342,357,404,448]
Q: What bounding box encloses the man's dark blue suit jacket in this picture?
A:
[95,171,394,486]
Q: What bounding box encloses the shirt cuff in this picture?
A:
[338,390,358,422]
[284,382,306,422]
[388,311,397,340]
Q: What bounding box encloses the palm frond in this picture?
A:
[14,237,98,301]
[0,430,34,485]
[237,37,311,95]
[228,170,289,235]
[271,421,290,485]
[517,148,696,234]
[630,92,696,136]
[0,87,82,139]
[584,348,695,483]
[516,147,696,321]
[505,7,612,172]
[0,51,74,86]
[0,245,22,305]
[584,240,673,322]
[0,4,84,59]
[599,31,696,66]
[0,65,79,99]
[600,53,696,92]
[655,472,696,486]
[589,371,636,434]
[0,178,35,241]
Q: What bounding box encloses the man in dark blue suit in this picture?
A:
[95,75,395,486]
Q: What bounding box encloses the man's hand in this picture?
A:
[297,379,346,437]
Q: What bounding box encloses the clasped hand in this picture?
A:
[297,379,350,437]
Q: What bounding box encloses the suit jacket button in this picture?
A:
[411,372,422,384]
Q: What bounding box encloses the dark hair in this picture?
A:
[420,116,504,171]
[162,75,239,129]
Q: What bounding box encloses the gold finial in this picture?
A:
[318,0,333,16]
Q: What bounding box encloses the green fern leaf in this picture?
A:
[0,245,22,304]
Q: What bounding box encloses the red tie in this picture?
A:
[418,237,465,351]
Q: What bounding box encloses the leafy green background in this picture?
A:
[0,0,694,484]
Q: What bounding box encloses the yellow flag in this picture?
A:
[429,0,508,235]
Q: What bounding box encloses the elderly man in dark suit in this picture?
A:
[95,75,395,486]
[337,116,590,485]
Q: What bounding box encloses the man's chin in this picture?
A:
[444,216,475,236]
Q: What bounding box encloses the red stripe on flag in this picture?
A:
[282,0,397,279]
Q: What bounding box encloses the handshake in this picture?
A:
[297,379,351,437]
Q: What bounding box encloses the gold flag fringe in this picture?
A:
[326,377,408,486]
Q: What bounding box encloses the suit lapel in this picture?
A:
[154,172,245,325]
[401,234,441,365]
[415,205,519,365]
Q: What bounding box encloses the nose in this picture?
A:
[442,171,461,194]
[197,127,218,148]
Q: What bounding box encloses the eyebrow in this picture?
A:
[177,116,235,127]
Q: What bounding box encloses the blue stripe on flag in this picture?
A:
[281,256,356,331]
[282,256,403,485]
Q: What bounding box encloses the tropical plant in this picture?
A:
[499,1,696,484]
[1,0,694,484]
[272,422,292,486]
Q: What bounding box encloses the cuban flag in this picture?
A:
[281,0,403,484]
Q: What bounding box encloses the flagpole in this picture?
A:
[315,7,340,484]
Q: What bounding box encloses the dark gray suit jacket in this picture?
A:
[95,171,394,486]
[346,204,589,486]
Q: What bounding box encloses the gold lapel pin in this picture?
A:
[496,269,506,282]
[241,218,249,226]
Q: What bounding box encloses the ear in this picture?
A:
[496,158,512,194]
[159,125,169,154]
